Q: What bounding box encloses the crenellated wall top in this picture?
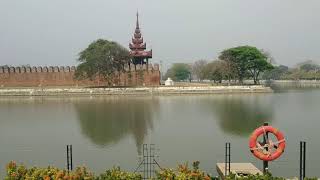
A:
[0,64,160,74]
[0,66,77,73]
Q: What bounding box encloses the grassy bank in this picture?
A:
[5,161,318,180]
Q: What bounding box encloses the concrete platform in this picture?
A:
[216,163,262,178]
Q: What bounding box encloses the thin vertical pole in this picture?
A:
[150,144,153,179]
[146,144,149,179]
[154,145,156,176]
[225,142,231,177]
[225,143,227,176]
[149,144,151,178]
[67,145,69,172]
[228,143,231,175]
[303,142,306,180]
[300,141,306,180]
[263,122,269,174]
[143,144,145,179]
[70,145,73,171]
[150,144,154,178]
[300,142,302,180]
[66,145,73,172]
[147,144,149,179]
[143,144,147,180]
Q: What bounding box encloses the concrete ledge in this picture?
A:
[216,163,262,179]
[0,86,273,96]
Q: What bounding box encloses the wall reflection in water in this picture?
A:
[73,97,159,154]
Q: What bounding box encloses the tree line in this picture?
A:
[263,63,320,80]
[75,40,275,85]
[74,39,320,86]
[165,46,274,85]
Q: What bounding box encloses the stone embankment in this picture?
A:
[0,86,272,96]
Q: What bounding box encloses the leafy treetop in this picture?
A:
[219,46,273,84]
[75,39,130,85]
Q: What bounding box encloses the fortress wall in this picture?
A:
[0,64,160,87]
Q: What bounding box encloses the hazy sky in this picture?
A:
[0,0,319,68]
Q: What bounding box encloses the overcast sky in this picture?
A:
[0,0,319,68]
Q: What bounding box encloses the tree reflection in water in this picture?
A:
[210,95,274,136]
[73,97,159,154]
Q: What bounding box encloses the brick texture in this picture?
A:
[0,64,160,87]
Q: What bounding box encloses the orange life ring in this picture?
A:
[249,126,286,161]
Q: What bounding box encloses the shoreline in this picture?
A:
[0,85,273,96]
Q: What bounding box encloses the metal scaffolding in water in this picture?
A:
[134,144,161,179]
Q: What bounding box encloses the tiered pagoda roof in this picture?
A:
[129,12,152,59]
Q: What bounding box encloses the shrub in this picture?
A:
[98,167,142,180]
[225,172,318,180]
[5,161,94,180]
[156,161,211,180]
[4,161,319,180]
[5,161,142,180]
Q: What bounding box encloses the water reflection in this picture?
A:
[73,97,159,153]
[210,95,273,136]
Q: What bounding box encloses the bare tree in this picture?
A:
[192,59,208,81]
[203,60,228,83]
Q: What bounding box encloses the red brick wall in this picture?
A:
[0,64,160,87]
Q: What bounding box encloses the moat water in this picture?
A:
[0,87,319,177]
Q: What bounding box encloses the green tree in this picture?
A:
[282,68,303,80]
[262,65,289,80]
[281,68,320,80]
[300,63,320,72]
[219,46,273,84]
[219,47,247,83]
[75,39,130,85]
[165,63,191,81]
[247,54,274,84]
